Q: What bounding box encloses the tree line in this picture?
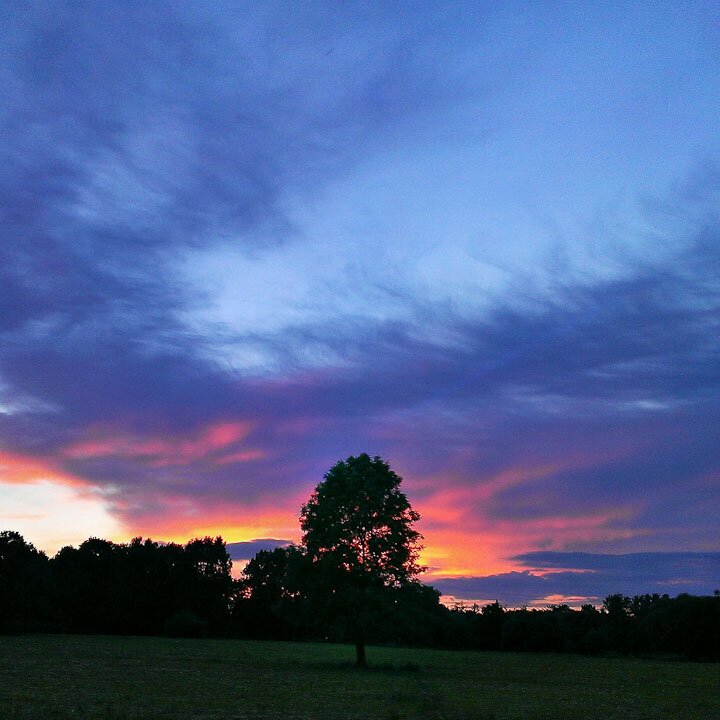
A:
[0,530,232,638]
[2,454,718,662]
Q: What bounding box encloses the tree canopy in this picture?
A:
[300,453,424,665]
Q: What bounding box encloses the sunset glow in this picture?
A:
[1,2,718,606]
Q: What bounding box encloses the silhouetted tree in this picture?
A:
[114,537,184,635]
[0,531,50,632]
[574,604,605,654]
[53,537,119,632]
[603,593,632,653]
[174,536,234,634]
[300,453,424,666]
[237,545,307,638]
[478,600,504,650]
[385,581,445,647]
[4,524,718,660]
[49,535,235,636]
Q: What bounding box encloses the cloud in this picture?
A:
[226,538,293,562]
[62,422,257,467]
[1,223,718,547]
[431,551,720,606]
[1,3,718,574]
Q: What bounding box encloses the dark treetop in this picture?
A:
[300,453,423,588]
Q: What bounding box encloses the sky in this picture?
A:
[1,1,719,607]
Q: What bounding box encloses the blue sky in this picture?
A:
[1,1,719,604]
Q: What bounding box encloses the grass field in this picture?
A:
[0,635,717,720]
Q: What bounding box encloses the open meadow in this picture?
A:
[0,635,717,720]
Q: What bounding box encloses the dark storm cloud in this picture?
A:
[432,552,720,605]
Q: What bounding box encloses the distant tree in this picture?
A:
[179,536,234,633]
[0,531,50,632]
[48,534,234,636]
[238,545,307,638]
[53,537,119,632]
[575,604,605,655]
[603,593,633,653]
[241,547,296,602]
[478,600,504,650]
[114,537,182,635]
[300,453,424,666]
[387,581,445,647]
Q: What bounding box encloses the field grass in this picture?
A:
[0,635,717,719]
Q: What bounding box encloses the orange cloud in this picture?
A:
[417,498,642,580]
[410,453,643,579]
[1,437,652,585]
[0,450,86,489]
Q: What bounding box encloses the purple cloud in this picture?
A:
[1,3,718,577]
[433,552,720,606]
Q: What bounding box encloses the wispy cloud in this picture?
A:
[1,3,718,576]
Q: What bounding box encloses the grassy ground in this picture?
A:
[0,635,717,719]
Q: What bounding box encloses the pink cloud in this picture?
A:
[214,449,266,465]
[63,421,260,467]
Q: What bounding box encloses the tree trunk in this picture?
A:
[355,641,367,667]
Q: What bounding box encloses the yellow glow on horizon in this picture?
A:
[118,499,303,548]
[150,521,301,547]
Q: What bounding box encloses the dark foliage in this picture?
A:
[1,532,234,637]
[299,454,425,665]
[435,594,720,661]
[234,545,307,640]
[2,528,718,660]
[0,531,52,633]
